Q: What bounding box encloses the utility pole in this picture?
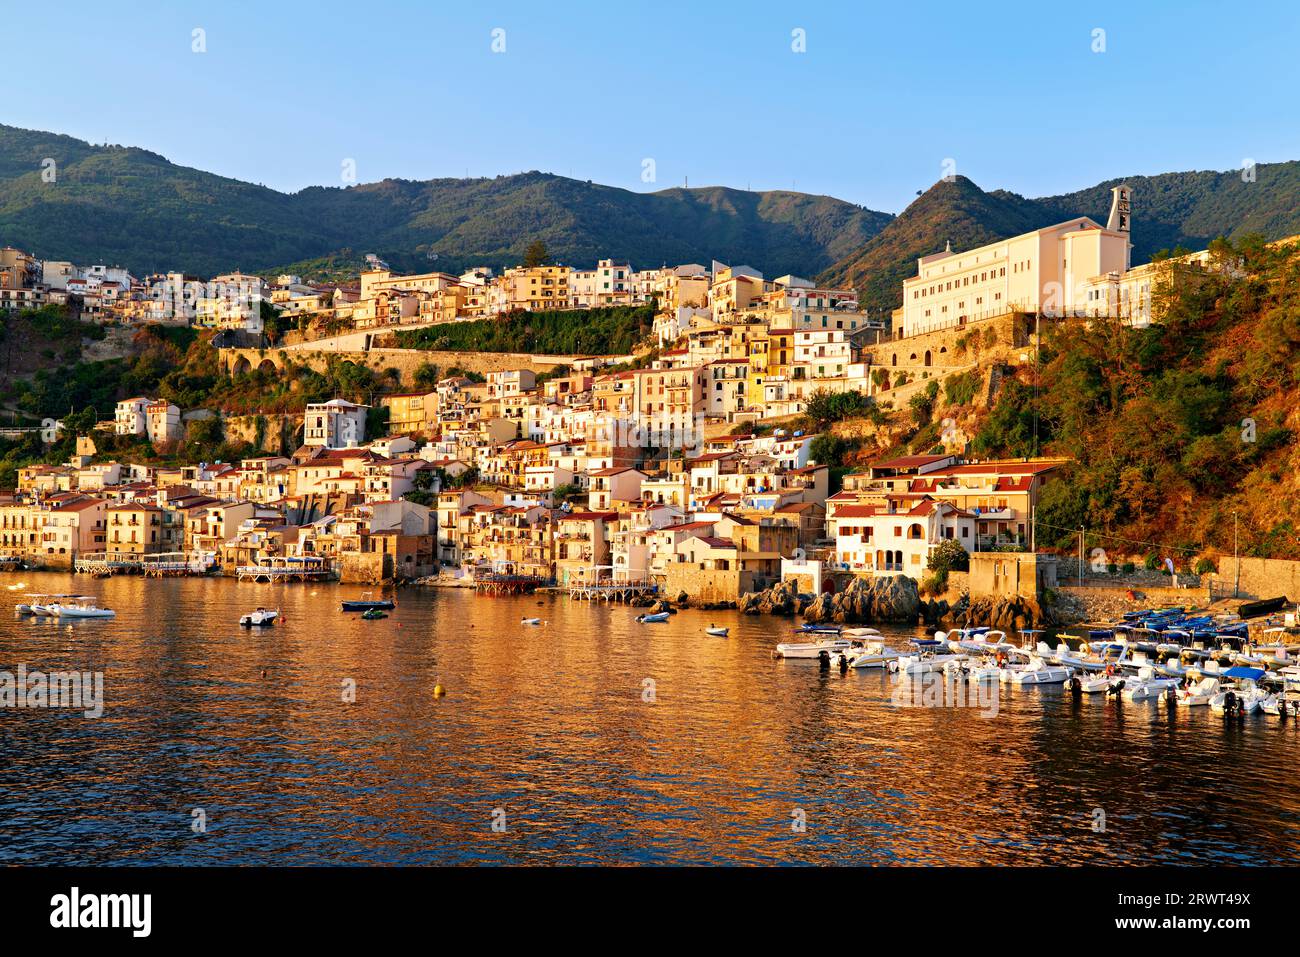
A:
[1078,526,1084,586]
[1234,510,1240,598]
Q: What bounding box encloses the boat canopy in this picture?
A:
[1222,666,1267,680]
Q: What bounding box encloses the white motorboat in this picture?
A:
[46,599,115,619]
[838,642,906,669]
[705,625,729,637]
[896,653,965,676]
[16,593,81,615]
[1121,666,1181,701]
[945,658,1003,682]
[840,627,880,638]
[1174,677,1220,707]
[1209,667,1269,714]
[239,607,279,627]
[775,638,855,659]
[1070,672,1114,694]
[521,617,543,625]
[636,612,670,624]
[1007,656,1070,685]
[1261,692,1300,717]
[949,629,1011,655]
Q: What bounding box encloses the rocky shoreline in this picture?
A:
[736,575,1055,630]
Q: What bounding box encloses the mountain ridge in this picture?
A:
[0,124,891,278]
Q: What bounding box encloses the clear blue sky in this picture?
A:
[8,0,1300,213]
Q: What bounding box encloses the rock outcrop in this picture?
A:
[738,578,812,616]
[941,594,1051,631]
[802,575,921,624]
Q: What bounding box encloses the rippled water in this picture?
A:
[1,572,1298,865]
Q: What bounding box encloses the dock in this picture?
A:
[236,556,333,583]
[565,565,657,602]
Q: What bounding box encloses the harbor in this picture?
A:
[3,571,1299,866]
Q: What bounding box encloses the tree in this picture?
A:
[523,240,549,267]
[927,538,970,574]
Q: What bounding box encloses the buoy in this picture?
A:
[433,684,445,698]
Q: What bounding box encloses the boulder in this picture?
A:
[738,578,810,616]
[803,575,921,624]
[941,594,1051,631]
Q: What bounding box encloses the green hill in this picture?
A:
[0,124,891,279]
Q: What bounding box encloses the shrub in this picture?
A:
[1194,557,1217,575]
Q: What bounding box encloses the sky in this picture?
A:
[7,0,1300,214]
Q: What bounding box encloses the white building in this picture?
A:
[146,401,183,445]
[304,399,368,449]
[114,397,151,436]
[899,185,1133,338]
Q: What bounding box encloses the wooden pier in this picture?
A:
[75,551,143,575]
[566,565,657,602]
[473,561,550,596]
[236,556,334,583]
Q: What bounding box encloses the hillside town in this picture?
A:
[0,186,1255,600]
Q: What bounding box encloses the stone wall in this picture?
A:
[339,551,389,584]
[861,310,1032,396]
[1213,557,1300,600]
[664,565,756,604]
[221,347,573,385]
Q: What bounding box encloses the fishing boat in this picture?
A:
[636,612,670,623]
[239,607,278,627]
[360,608,388,620]
[46,598,115,619]
[705,625,729,637]
[1238,596,1289,618]
[340,593,396,612]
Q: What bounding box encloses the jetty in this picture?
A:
[473,561,549,596]
[236,556,333,583]
[566,565,657,602]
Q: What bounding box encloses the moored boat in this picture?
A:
[239,607,279,627]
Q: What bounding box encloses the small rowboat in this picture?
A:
[341,592,395,612]
[521,617,543,625]
[705,625,729,637]
[360,608,389,620]
[342,599,395,612]
[636,612,670,624]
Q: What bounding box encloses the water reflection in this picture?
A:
[0,573,1297,865]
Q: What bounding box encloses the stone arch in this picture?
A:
[231,355,252,376]
[924,350,932,366]
[258,358,278,375]
[909,353,918,362]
